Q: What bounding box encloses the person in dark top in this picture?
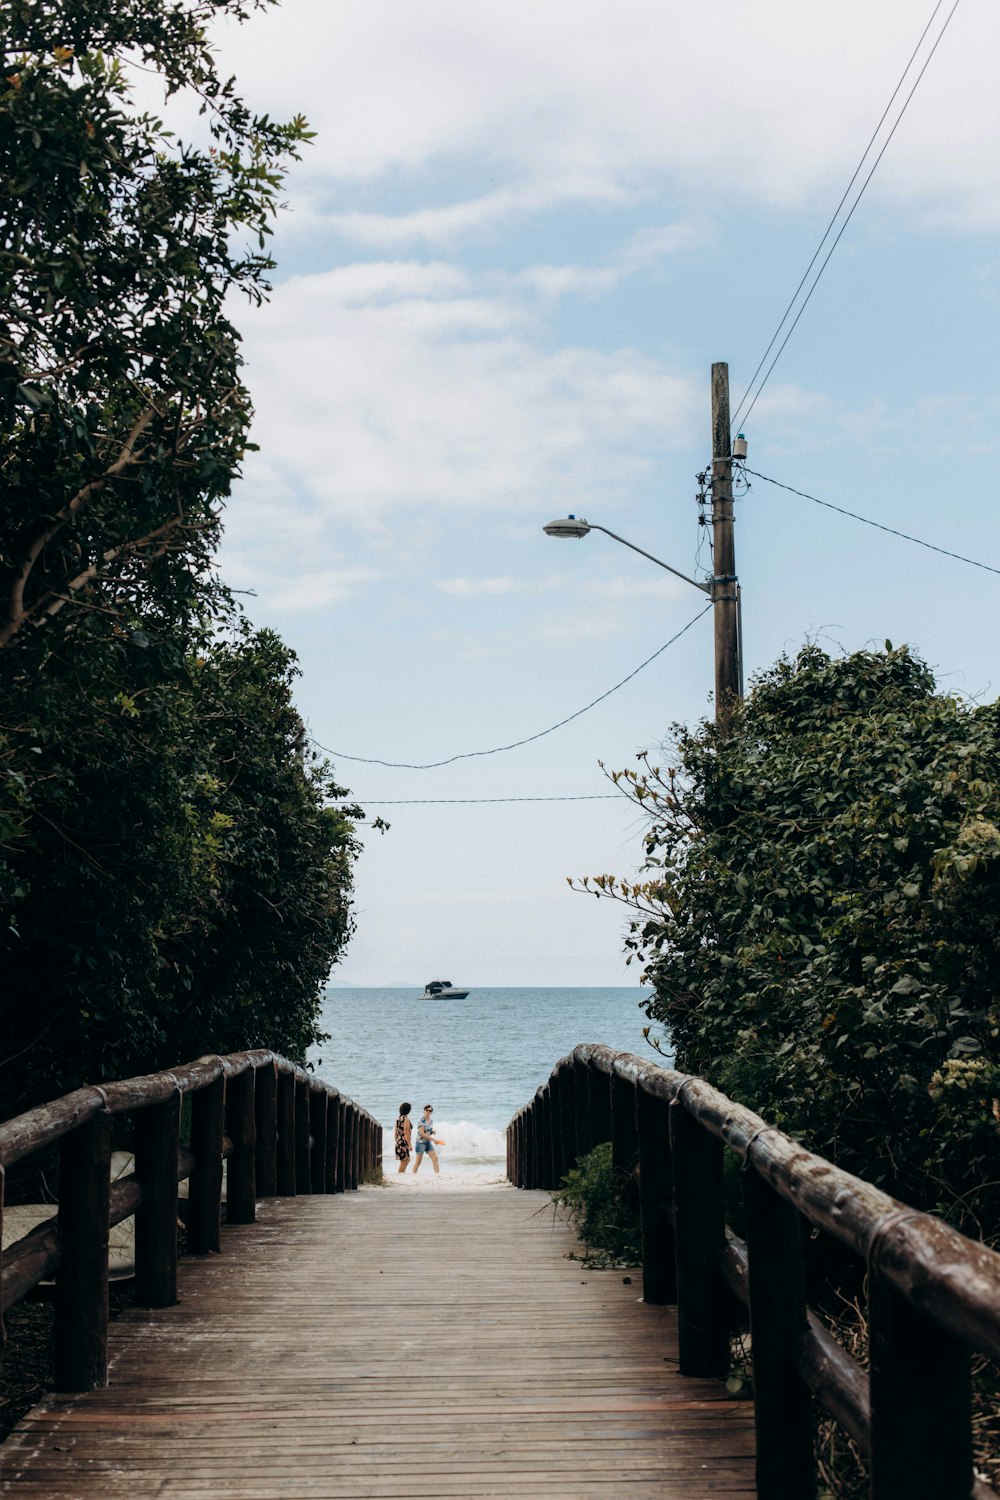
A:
[394,1102,412,1173]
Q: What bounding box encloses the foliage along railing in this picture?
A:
[507,1043,1000,1500]
[0,1051,380,1393]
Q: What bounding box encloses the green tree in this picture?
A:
[590,645,1000,1241]
[1,620,361,1115]
[0,2,361,1118]
[1,0,311,649]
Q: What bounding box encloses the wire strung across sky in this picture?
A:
[730,0,962,435]
[352,794,623,806]
[310,603,712,770]
[747,468,1000,578]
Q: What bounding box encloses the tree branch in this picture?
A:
[1,406,159,648]
[28,514,195,629]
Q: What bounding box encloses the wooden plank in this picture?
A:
[1,1189,755,1496]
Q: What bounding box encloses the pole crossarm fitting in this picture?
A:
[542,516,711,595]
[709,573,738,602]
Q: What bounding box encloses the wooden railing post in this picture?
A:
[519,1104,531,1189]
[225,1067,256,1225]
[309,1086,328,1194]
[743,1158,813,1497]
[324,1090,341,1192]
[254,1059,278,1197]
[559,1063,577,1177]
[134,1089,181,1307]
[55,1108,112,1390]
[532,1086,546,1189]
[589,1062,612,1145]
[868,1269,972,1500]
[531,1091,543,1188]
[295,1077,311,1194]
[549,1071,565,1187]
[353,1108,363,1187]
[188,1072,225,1254]
[539,1084,553,1190]
[276,1069,296,1194]
[636,1086,676,1305]
[574,1058,592,1156]
[358,1114,368,1182]
[669,1095,729,1377]
[611,1068,638,1177]
[0,1162,6,1352]
[345,1106,357,1190]
[336,1098,348,1192]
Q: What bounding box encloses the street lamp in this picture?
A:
[543,362,743,726]
[542,515,711,595]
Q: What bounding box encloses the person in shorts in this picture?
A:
[412,1103,440,1174]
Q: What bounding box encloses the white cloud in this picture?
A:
[278,566,385,611]
[305,260,471,303]
[230,264,700,531]
[212,0,1000,230]
[324,177,631,249]
[435,576,521,597]
[501,222,708,299]
[748,383,1000,458]
[593,576,690,601]
[621,222,711,267]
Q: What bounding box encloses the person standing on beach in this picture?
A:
[412,1103,440,1174]
[394,1102,412,1173]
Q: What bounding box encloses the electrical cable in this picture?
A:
[730,0,947,431]
[309,603,712,769]
[353,794,623,805]
[731,0,962,434]
[747,467,1000,577]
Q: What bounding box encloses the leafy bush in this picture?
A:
[586,644,1000,1243]
[1,620,362,1119]
[552,1143,642,1266]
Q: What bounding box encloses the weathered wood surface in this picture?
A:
[0,1187,755,1497]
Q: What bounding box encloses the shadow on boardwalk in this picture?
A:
[0,1185,754,1498]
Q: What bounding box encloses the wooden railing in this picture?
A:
[0,1050,380,1392]
[507,1044,1000,1500]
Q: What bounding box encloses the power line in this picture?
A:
[730,0,946,431]
[747,467,1000,578]
[731,0,962,434]
[310,603,712,770]
[355,794,622,805]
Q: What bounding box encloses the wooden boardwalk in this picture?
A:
[0,1185,755,1498]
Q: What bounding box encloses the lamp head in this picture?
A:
[543,515,591,539]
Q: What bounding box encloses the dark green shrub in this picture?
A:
[552,1143,642,1266]
[588,644,1000,1244]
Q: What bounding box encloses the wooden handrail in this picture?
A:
[507,1044,1000,1500]
[0,1051,382,1391]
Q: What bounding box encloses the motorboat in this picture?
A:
[421,979,471,1000]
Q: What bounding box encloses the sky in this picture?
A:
[165,0,1000,986]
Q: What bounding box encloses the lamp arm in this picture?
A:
[587,524,711,595]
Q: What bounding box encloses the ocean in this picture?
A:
[307,986,671,1178]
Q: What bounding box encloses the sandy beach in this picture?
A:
[375,1164,512,1192]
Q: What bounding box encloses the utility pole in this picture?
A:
[710,361,741,729]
